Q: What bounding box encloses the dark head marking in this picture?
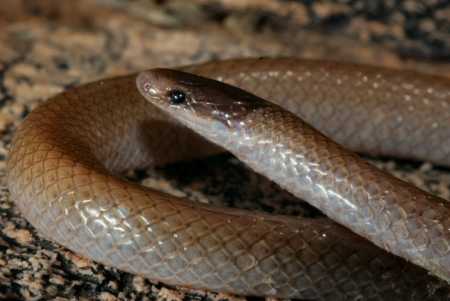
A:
[137,68,270,127]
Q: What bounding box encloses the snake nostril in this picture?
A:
[143,83,151,93]
[136,72,155,95]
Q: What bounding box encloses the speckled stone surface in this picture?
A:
[1,1,450,300]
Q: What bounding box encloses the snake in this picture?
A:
[6,58,450,300]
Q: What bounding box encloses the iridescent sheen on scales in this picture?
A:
[7,58,450,300]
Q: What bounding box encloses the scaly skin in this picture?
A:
[7,59,450,300]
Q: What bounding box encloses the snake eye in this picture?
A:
[168,89,186,105]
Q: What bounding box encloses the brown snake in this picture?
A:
[6,58,450,300]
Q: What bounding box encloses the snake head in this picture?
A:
[137,68,269,142]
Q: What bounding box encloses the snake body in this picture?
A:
[6,58,450,300]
